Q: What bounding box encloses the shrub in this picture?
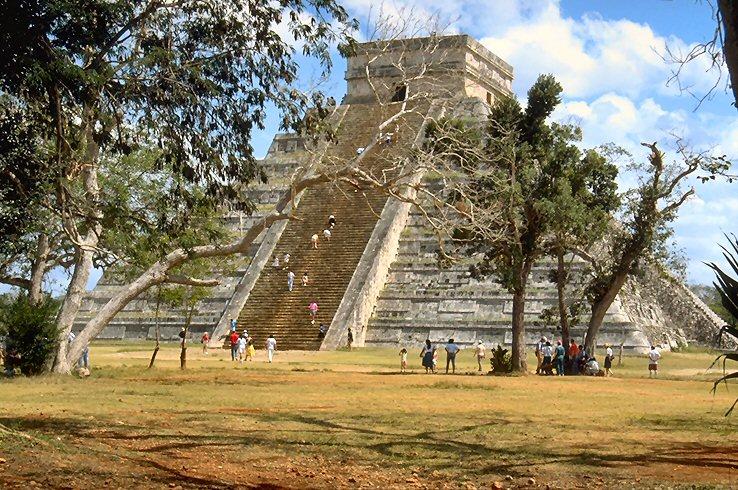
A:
[489,345,513,374]
[0,295,60,376]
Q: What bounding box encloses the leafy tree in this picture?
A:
[541,144,619,347]
[446,75,619,372]
[0,295,60,376]
[0,0,355,373]
[705,233,738,416]
[582,142,728,352]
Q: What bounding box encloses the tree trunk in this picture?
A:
[52,106,102,374]
[584,272,629,353]
[509,256,535,373]
[719,0,738,108]
[148,287,162,369]
[180,304,195,370]
[52,246,95,373]
[28,234,49,305]
[149,340,160,369]
[556,249,570,348]
[511,287,527,372]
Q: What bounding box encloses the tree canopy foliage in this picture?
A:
[0,0,355,373]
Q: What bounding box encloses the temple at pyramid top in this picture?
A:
[343,34,514,105]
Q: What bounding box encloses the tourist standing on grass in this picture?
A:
[287,270,295,292]
[554,340,565,376]
[229,330,239,361]
[535,336,546,374]
[541,341,554,375]
[266,334,277,363]
[308,301,318,324]
[347,328,353,351]
[420,339,435,374]
[201,332,210,355]
[237,334,247,363]
[568,339,579,374]
[604,344,614,377]
[399,348,408,373]
[648,345,661,378]
[474,340,486,372]
[311,233,319,249]
[444,338,460,374]
[576,345,588,375]
[246,339,255,361]
[78,344,90,371]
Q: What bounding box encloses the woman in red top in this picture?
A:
[201,332,210,355]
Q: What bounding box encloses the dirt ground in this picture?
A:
[1,343,737,489]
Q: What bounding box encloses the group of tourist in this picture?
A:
[535,337,616,377]
[210,321,279,364]
[401,337,663,376]
[415,338,486,374]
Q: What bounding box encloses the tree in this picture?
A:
[0,0,355,373]
[705,233,738,416]
[541,146,619,347]
[419,75,620,372]
[582,142,729,352]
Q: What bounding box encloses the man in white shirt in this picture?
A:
[237,335,247,363]
[648,345,661,378]
[265,334,277,363]
[287,270,295,291]
[323,228,331,241]
[475,340,486,372]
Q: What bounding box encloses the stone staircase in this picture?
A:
[234,103,403,350]
[71,145,304,341]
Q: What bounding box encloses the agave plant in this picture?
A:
[705,233,738,416]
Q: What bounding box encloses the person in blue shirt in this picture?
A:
[445,338,460,374]
[554,340,566,376]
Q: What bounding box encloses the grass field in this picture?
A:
[1,342,737,489]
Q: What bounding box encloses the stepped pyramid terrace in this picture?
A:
[73,34,724,353]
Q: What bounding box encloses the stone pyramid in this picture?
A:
[75,34,725,352]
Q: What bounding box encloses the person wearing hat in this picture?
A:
[535,336,547,374]
[474,340,486,372]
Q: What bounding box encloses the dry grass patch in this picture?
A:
[1,342,737,489]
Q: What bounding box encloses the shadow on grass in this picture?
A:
[2,412,736,482]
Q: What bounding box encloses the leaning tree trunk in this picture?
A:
[584,272,629,353]
[52,245,96,373]
[148,287,162,369]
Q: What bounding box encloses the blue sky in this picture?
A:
[4,1,733,296]
[252,0,737,285]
